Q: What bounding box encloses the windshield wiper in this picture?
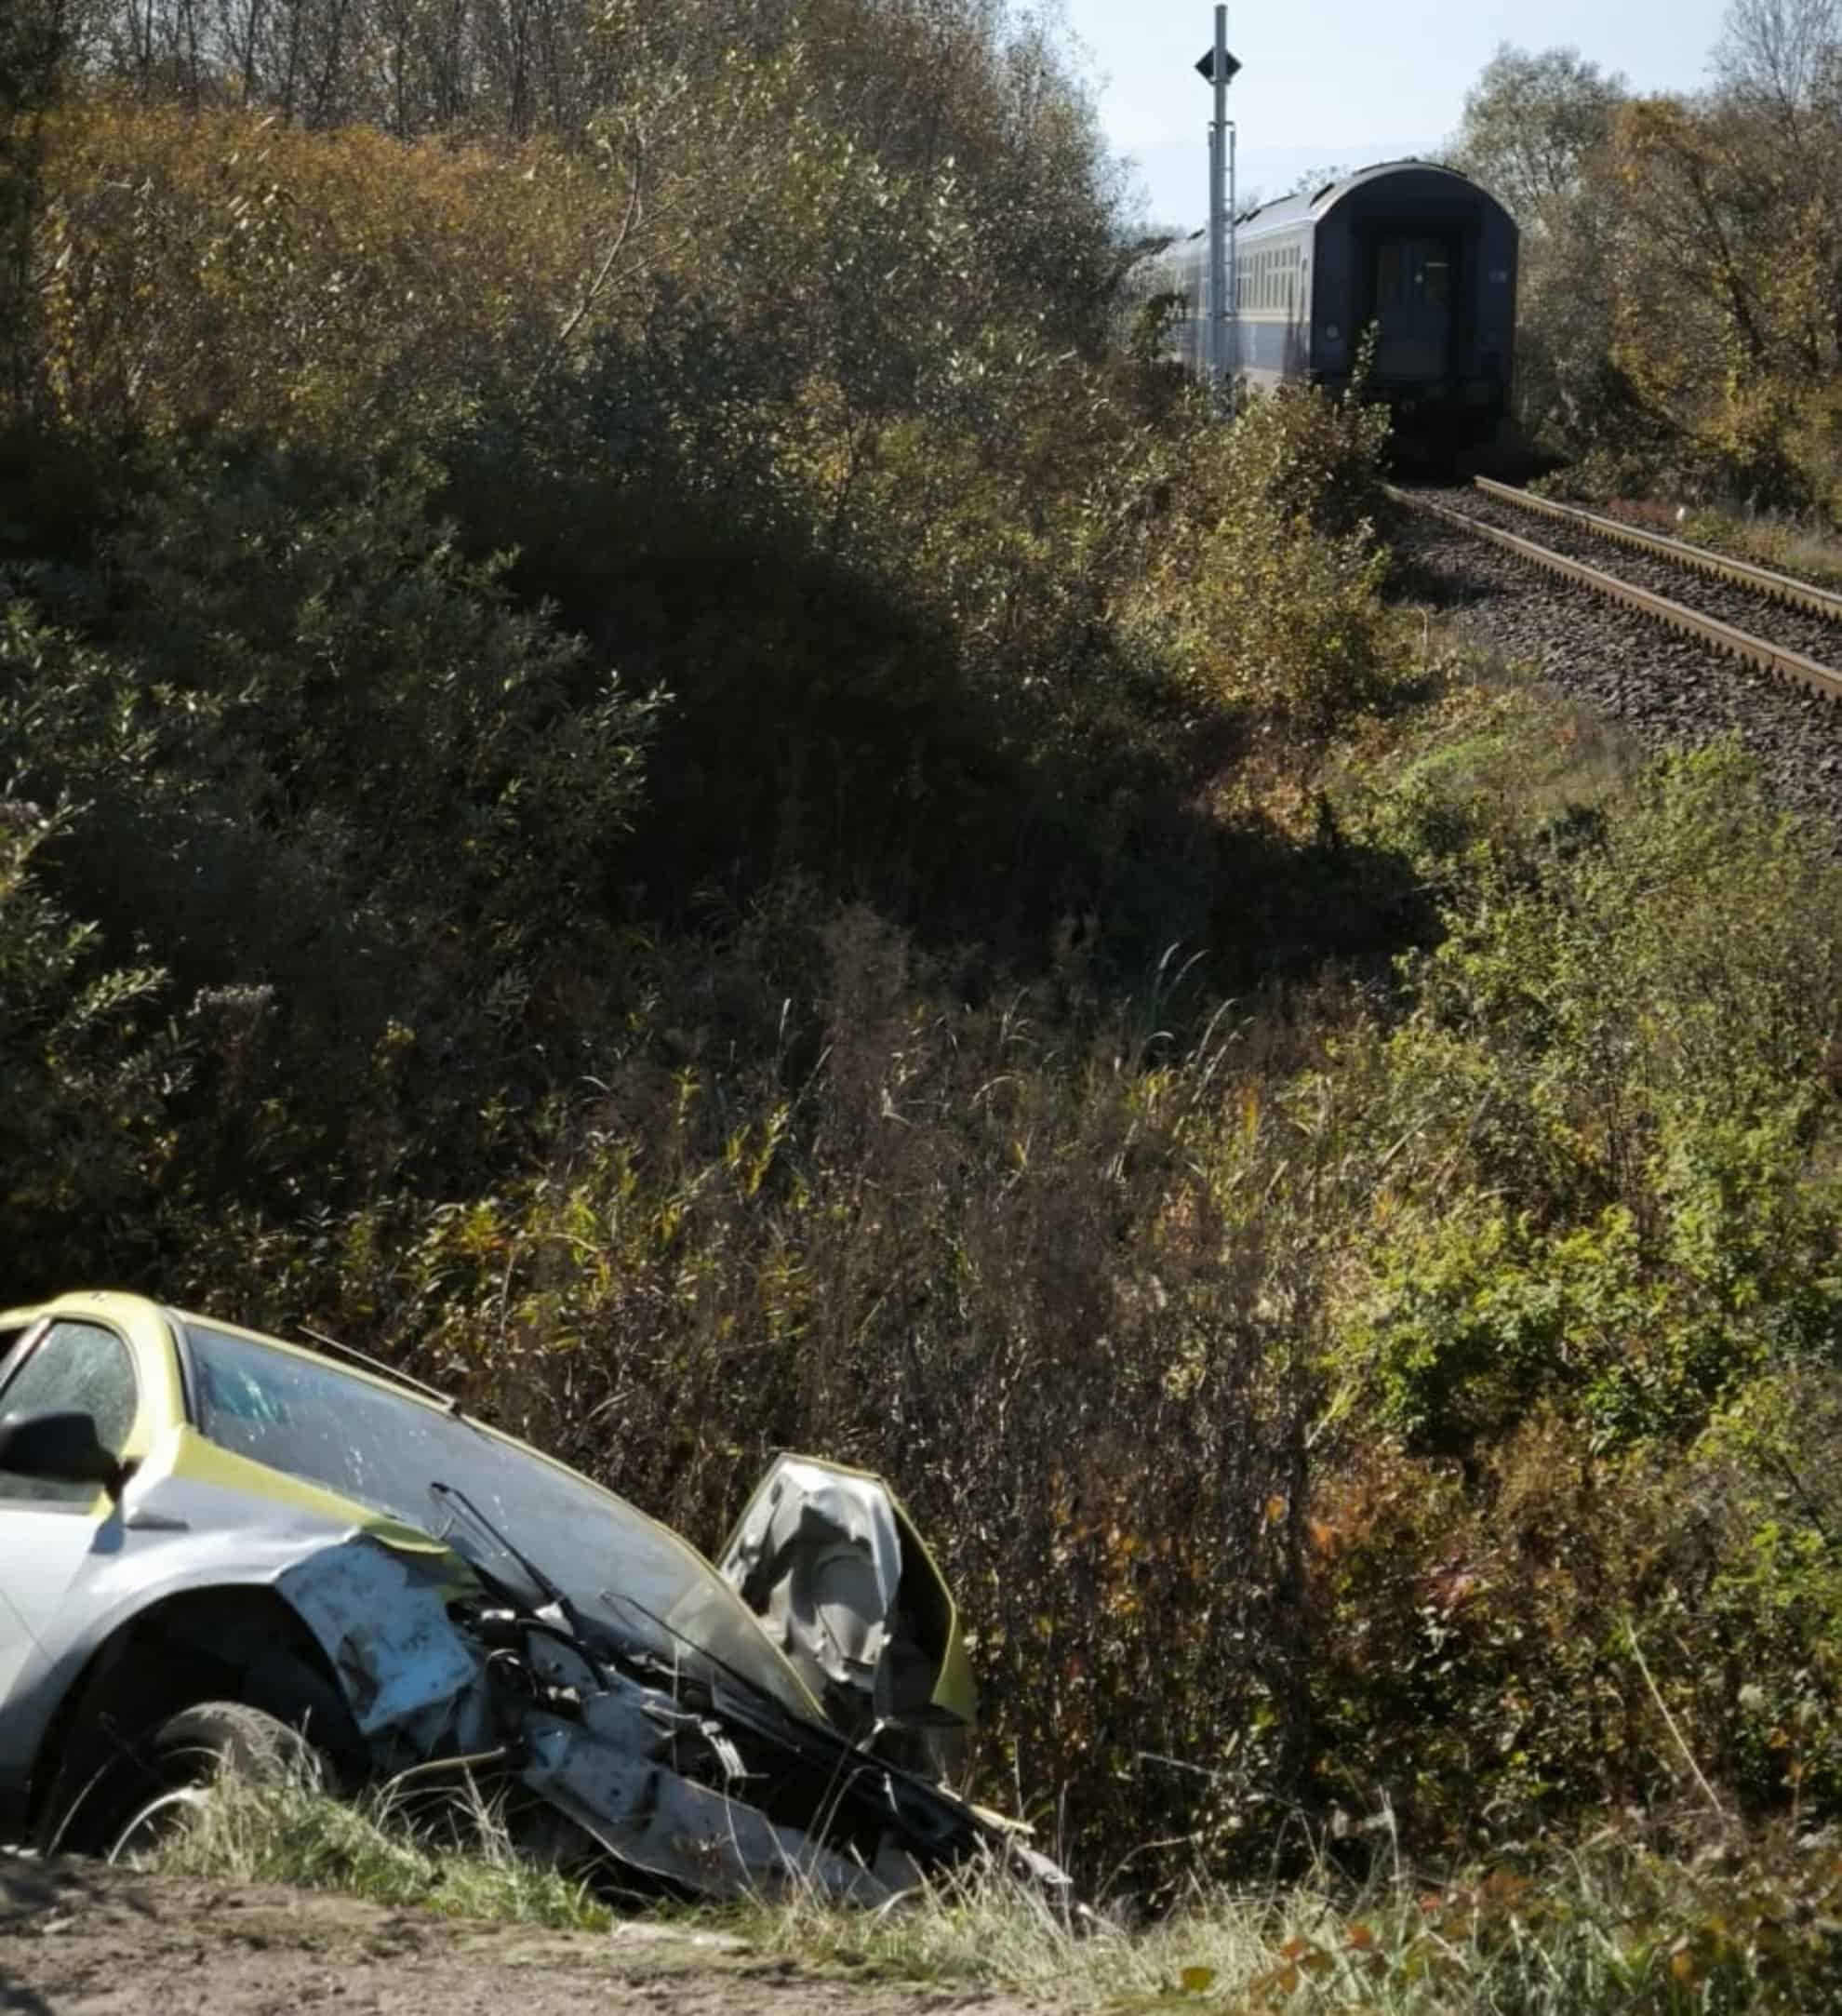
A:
[596,1585,892,1767]
[428,1479,599,1648]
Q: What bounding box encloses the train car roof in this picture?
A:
[1126,158,1513,284]
[1228,159,1507,238]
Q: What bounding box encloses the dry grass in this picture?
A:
[150,1762,614,1932]
[1685,508,1842,593]
[1607,500,1842,594]
[155,1769,1842,2012]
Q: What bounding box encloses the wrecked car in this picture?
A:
[0,1291,1060,1901]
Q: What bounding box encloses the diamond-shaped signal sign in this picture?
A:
[1195,47,1242,83]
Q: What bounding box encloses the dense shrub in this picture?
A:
[1299,734,1842,1851]
[2,447,658,1251]
[1358,743,1842,1454]
[0,734,180,1288]
[1128,382,1404,737]
[30,100,612,445]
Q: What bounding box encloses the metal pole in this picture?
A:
[1207,119,1221,382]
[1208,4,1227,396]
[1227,118,1237,389]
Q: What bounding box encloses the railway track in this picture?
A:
[1383,478,1842,841]
[1382,481,1842,703]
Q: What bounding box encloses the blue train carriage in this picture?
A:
[1139,161,1519,453]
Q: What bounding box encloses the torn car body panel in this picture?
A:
[274,1543,928,1902]
[717,1454,977,1783]
[520,1713,899,1903]
[275,1542,481,1742]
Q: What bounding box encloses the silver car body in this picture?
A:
[0,1293,1017,1899]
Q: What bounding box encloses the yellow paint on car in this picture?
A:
[164,1428,462,1560]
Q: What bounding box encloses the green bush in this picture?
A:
[1302,739,1842,1853]
[1129,381,1404,737]
[0,710,180,1287]
[1354,742,1842,1452]
[2,447,658,1274]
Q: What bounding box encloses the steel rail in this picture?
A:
[1472,476,1842,625]
[1383,484,1842,703]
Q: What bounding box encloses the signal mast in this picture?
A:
[1195,7,1242,401]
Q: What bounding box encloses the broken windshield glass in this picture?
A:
[181,1321,817,1722]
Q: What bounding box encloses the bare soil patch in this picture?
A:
[0,1857,1063,2016]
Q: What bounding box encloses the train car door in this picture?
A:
[1372,235,1453,379]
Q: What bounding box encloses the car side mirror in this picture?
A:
[0,1410,128,1497]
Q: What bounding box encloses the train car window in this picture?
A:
[1379,240,1451,315]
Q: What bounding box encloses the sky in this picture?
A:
[1063,0,1737,227]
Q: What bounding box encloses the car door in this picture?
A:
[0,1316,142,1781]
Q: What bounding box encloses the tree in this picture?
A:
[1447,46,1630,450]
[0,0,95,414]
[1447,44,1626,229]
[1600,2,1842,501]
[1716,0,1842,122]
[1709,0,1842,381]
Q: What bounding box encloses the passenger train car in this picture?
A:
[1138,161,1518,449]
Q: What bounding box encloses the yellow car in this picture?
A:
[0,1291,1042,1898]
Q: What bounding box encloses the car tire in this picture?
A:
[88,1701,317,1864]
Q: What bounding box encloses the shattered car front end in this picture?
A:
[0,1296,1062,1902]
[273,1519,985,1903]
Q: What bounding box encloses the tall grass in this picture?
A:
[153,1762,613,1932]
[157,1766,1842,2011]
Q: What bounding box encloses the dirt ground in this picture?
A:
[0,1857,1064,2016]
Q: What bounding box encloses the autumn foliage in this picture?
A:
[8,0,1842,1920]
[1452,8,1842,513]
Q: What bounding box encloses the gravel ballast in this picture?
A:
[1389,507,1842,834]
[1421,486,1842,663]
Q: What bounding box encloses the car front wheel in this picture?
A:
[96,1701,316,1864]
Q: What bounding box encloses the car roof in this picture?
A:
[4,1289,674,1558]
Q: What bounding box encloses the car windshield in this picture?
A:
[180,1321,813,1721]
